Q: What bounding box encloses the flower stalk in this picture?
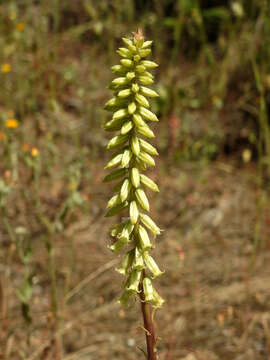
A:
[104,30,164,359]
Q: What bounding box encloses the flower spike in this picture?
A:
[104,33,164,310]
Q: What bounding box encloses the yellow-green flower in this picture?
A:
[1,64,11,73]
[5,119,19,129]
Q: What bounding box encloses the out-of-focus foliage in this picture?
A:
[0,0,270,165]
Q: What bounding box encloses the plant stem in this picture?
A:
[139,271,157,360]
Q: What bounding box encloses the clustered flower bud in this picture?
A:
[104,33,164,309]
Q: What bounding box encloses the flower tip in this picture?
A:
[151,269,165,280]
[132,28,144,40]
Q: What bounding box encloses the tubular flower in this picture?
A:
[104,33,164,308]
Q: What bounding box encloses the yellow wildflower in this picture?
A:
[1,64,11,73]
[5,119,19,129]
[31,147,39,157]
[16,23,25,31]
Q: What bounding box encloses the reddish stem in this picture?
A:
[139,272,157,360]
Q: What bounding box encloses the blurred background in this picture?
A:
[1,0,270,359]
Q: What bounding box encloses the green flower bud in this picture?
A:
[135,93,149,108]
[140,174,159,192]
[139,139,158,155]
[104,153,123,169]
[126,72,136,81]
[138,76,154,86]
[117,47,133,58]
[116,249,135,275]
[130,200,139,224]
[107,194,121,209]
[144,71,154,79]
[104,97,118,109]
[105,201,128,217]
[140,86,159,98]
[135,188,150,211]
[138,151,155,166]
[121,121,133,135]
[106,134,129,150]
[137,125,155,138]
[140,60,158,69]
[132,83,140,93]
[113,108,128,121]
[111,64,125,73]
[122,37,137,52]
[139,107,158,122]
[126,270,142,293]
[103,168,126,182]
[111,77,127,87]
[143,252,164,278]
[120,178,131,202]
[131,135,140,156]
[133,113,146,127]
[142,40,153,48]
[131,167,140,188]
[143,277,154,302]
[121,149,132,168]
[138,225,152,250]
[122,37,133,47]
[120,58,133,68]
[136,65,146,73]
[139,49,151,57]
[104,117,125,131]
[140,213,161,236]
[128,102,136,115]
[118,88,132,98]
[133,54,141,62]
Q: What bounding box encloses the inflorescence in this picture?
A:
[104,32,164,309]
